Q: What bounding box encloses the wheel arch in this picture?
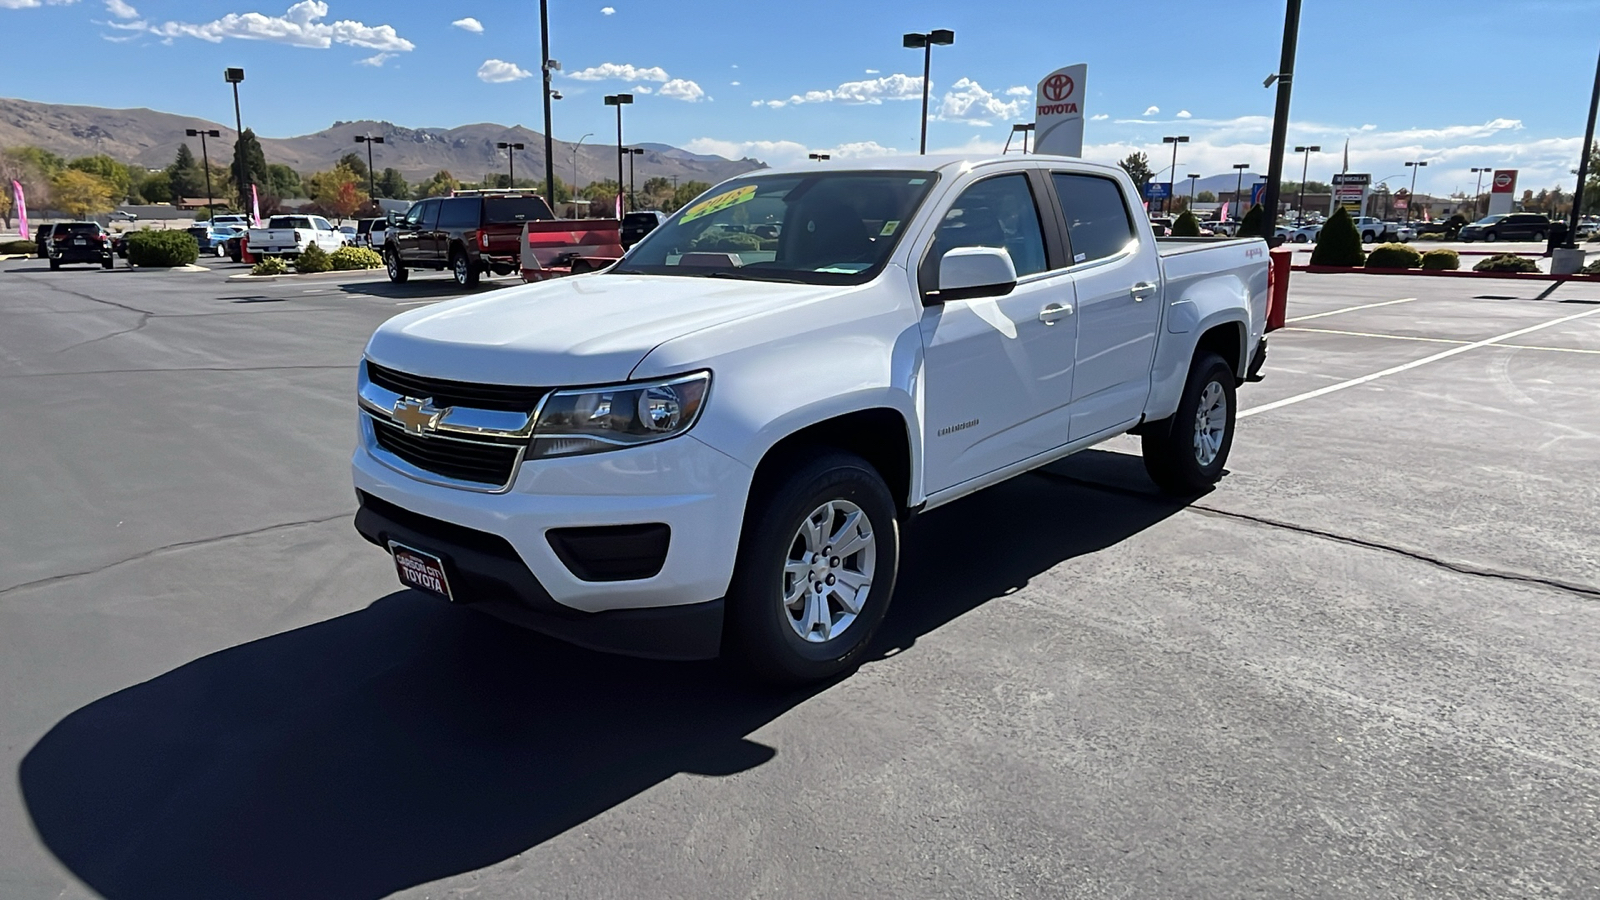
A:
[748,407,916,518]
[1196,319,1248,381]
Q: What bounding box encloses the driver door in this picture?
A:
[918,171,1078,496]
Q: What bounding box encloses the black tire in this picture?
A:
[1141,351,1238,495]
[1485,231,1498,242]
[452,249,480,287]
[724,451,900,685]
[102,256,113,270]
[1532,231,1545,242]
[1362,231,1375,243]
[48,258,59,271]
[385,246,409,283]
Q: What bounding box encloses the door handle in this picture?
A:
[1038,303,1073,324]
[1131,281,1158,301]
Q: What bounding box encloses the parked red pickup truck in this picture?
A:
[382,190,624,287]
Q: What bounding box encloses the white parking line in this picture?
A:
[1286,297,1417,323]
[1285,325,1600,355]
[1242,306,1600,419]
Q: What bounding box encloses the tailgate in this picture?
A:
[480,225,524,257]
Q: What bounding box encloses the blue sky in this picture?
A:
[4,0,1599,195]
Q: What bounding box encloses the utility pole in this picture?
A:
[1162,135,1188,214]
[354,134,384,198]
[1471,166,1492,219]
[1293,145,1320,223]
[185,128,220,218]
[540,0,557,204]
[1405,161,1428,223]
[1566,43,1599,249]
[1260,0,1302,243]
[604,94,633,215]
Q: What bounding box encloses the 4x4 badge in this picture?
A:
[392,398,446,434]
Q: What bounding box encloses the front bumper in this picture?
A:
[351,427,754,654]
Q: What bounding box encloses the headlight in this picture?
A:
[529,371,711,459]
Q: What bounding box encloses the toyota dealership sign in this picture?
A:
[1034,64,1087,157]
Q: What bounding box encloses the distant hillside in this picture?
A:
[0,97,764,188]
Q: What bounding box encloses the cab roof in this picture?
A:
[754,153,1127,180]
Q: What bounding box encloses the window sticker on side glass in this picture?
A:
[880,220,900,236]
[680,184,758,223]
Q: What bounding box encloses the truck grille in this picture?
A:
[369,416,526,487]
[365,361,547,412]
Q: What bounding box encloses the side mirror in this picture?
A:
[932,246,1017,303]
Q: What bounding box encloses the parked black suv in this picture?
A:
[620,210,667,249]
[46,222,114,270]
[1459,213,1551,243]
[384,192,554,287]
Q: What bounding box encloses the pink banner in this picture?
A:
[11,180,26,239]
[251,184,262,227]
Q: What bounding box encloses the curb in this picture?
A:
[227,267,384,281]
[1291,265,1600,281]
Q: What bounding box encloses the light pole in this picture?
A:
[1187,173,1201,208]
[1260,0,1303,242]
[902,29,954,155]
[808,152,831,161]
[1233,163,1251,217]
[1565,43,1599,249]
[1405,160,1428,223]
[1004,122,1034,154]
[1292,144,1320,222]
[496,141,525,187]
[1162,135,1188,213]
[572,132,593,206]
[604,93,633,215]
[621,146,643,209]
[1470,166,1492,219]
[184,128,220,218]
[223,67,246,207]
[539,0,557,205]
[353,134,384,198]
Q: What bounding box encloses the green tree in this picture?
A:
[1310,206,1366,266]
[1171,210,1201,236]
[265,163,303,199]
[665,180,711,213]
[375,167,408,200]
[168,144,204,199]
[1240,203,1265,238]
[136,170,172,204]
[415,169,459,198]
[1196,190,1216,203]
[306,164,368,221]
[68,154,135,201]
[1117,152,1154,191]
[233,128,270,204]
[50,169,116,217]
[338,151,370,182]
[1,147,56,230]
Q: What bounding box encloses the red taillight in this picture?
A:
[477,230,489,250]
[94,233,107,242]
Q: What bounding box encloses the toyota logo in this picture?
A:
[1042,74,1074,102]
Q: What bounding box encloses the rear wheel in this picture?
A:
[1362,231,1376,242]
[725,451,900,685]
[1532,231,1546,242]
[385,246,409,283]
[452,250,480,287]
[1141,352,1237,495]
[1485,231,1498,242]
[102,255,113,270]
[48,258,59,271]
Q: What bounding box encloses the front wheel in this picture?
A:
[452,250,480,287]
[214,244,226,258]
[102,256,114,270]
[1532,231,1546,242]
[724,452,900,685]
[1485,231,1498,242]
[1293,234,1308,243]
[1141,352,1237,495]
[1362,231,1375,242]
[385,246,409,283]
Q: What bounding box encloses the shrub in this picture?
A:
[1309,207,1366,266]
[1171,210,1201,237]
[1365,242,1422,269]
[127,229,199,267]
[295,243,331,273]
[1582,258,1600,275]
[1240,203,1264,237]
[1420,249,1461,271]
[329,246,384,270]
[0,239,37,255]
[1415,232,1448,241]
[251,256,289,276]
[1472,253,1539,273]
[691,231,763,252]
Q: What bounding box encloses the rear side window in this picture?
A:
[483,196,553,224]
[438,197,481,229]
[1051,173,1136,264]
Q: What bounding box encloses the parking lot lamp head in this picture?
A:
[903,29,954,155]
[1233,163,1251,214]
[808,152,831,161]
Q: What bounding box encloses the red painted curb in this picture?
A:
[1290,265,1600,281]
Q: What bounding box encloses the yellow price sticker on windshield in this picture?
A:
[680,184,757,223]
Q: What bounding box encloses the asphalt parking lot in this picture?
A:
[2,258,1598,898]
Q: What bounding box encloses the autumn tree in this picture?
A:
[306,164,367,222]
[68,154,136,202]
[50,169,116,217]
[1,147,54,231]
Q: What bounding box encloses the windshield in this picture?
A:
[483,196,554,224]
[619,171,939,285]
[1474,215,1506,225]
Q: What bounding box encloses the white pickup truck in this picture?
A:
[246,214,345,258]
[352,155,1272,683]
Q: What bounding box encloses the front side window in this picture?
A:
[312,216,334,231]
[1052,173,1136,264]
[419,201,441,230]
[926,174,1048,278]
[620,171,938,285]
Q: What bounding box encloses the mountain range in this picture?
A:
[0,97,765,190]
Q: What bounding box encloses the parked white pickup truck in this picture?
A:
[352,155,1271,683]
[246,214,345,257]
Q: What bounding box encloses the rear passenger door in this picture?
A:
[1047,171,1163,440]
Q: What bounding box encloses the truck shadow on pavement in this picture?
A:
[20,450,1191,900]
[337,277,520,300]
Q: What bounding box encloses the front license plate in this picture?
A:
[389,541,453,600]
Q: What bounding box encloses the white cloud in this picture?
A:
[1004,85,1031,97]
[104,0,136,18]
[659,78,705,102]
[757,73,923,108]
[1091,113,1109,121]
[864,68,879,74]
[1176,110,1192,119]
[0,0,80,8]
[1143,106,1160,116]
[938,77,1026,126]
[601,5,614,13]
[477,58,531,82]
[451,16,481,32]
[136,1,414,51]
[567,61,668,82]
[682,137,900,167]
[356,51,394,67]
[632,84,652,94]
[730,80,740,86]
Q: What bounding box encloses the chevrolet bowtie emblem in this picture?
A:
[392,397,446,434]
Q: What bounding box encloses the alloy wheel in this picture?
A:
[782,499,876,643]
[1193,380,1228,467]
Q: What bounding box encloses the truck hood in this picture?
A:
[364,273,844,387]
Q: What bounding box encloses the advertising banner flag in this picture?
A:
[12,180,26,239]
[251,184,262,227]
